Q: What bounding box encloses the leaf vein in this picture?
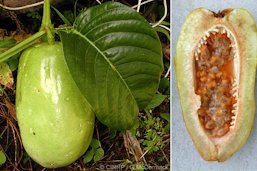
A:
[73,30,137,107]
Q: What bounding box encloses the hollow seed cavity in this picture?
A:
[195,26,238,138]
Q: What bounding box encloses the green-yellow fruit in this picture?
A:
[16,43,94,168]
[175,8,257,161]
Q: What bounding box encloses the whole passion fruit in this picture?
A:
[16,43,94,168]
[175,8,257,161]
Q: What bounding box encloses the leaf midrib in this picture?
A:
[72,29,138,106]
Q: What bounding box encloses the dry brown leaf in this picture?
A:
[4,98,16,119]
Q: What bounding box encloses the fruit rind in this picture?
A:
[16,43,95,168]
[175,8,257,161]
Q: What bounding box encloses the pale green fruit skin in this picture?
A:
[16,43,95,168]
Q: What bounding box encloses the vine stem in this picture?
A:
[136,0,142,12]
[0,31,45,63]
[0,1,44,10]
[40,0,54,44]
[132,0,154,9]
[0,0,54,62]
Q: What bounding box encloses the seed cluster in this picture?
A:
[195,32,237,137]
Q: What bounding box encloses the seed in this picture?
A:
[204,115,211,122]
[209,56,218,65]
[197,108,206,116]
[197,88,208,95]
[219,102,226,108]
[208,107,217,115]
[200,76,207,82]
[211,126,220,136]
[205,120,216,129]
[199,45,210,60]
[216,87,225,96]
[216,71,223,78]
[216,124,230,137]
[201,88,208,95]
[195,32,236,137]
[232,98,237,106]
[225,98,232,106]
[221,73,228,79]
[224,115,231,122]
[201,95,209,106]
[207,81,216,89]
[216,109,223,116]
[199,116,204,124]
[216,58,225,66]
[196,71,201,77]
[196,89,201,94]
[220,79,229,87]
[197,70,206,77]
[200,70,207,77]
[220,96,229,104]
[210,66,219,73]
[216,128,226,137]
[229,49,235,60]
[210,81,216,88]
[206,77,213,83]
[225,91,231,97]
[212,115,225,126]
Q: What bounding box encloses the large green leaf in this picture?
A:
[60,2,163,130]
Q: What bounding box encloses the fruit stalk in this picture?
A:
[40,0,54,44]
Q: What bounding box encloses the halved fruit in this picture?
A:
[174,8,257,161]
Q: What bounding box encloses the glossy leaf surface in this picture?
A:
[61,2,163,129]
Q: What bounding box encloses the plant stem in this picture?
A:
[40,0,54,44]
[74,0,78,19]
[0,0,54,62]
[0,31,45,63]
